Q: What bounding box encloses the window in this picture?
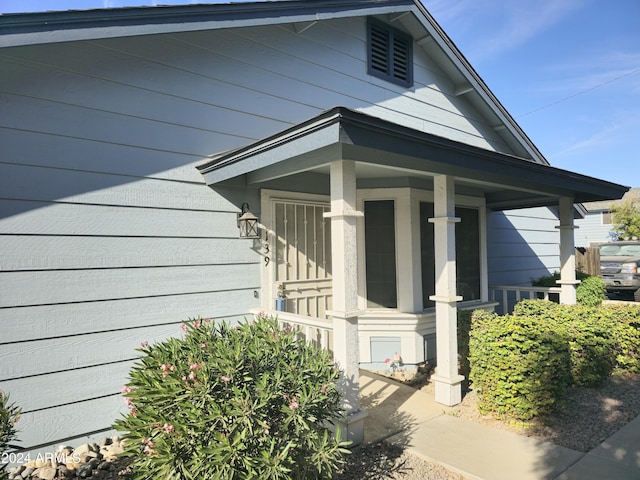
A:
[364,200,398,308]
[602,210,612,225]
[420,203,481,308]
[367,19,413,87]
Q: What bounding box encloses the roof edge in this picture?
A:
[0,0,414,47]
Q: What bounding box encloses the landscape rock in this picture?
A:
[6,436,130,480]
[36,466,57,480]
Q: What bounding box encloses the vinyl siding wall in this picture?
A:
[1,16,526,451]
[487,207,561,286]
[574,211,613,246]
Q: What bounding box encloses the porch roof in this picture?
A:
[198,107,628,210]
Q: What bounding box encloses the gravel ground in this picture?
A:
[78,371,640,479]
[448,372,640,453]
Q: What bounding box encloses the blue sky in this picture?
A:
[2,0,639,188]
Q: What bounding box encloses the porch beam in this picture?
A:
[429,175,464,406]
[556,197,579,304]
[324,159,367,445]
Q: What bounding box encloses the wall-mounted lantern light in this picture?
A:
[237,202,259,239]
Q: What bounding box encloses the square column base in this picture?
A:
[330,409,368,446]
[432,373,464,406]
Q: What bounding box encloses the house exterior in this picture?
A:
[0,0,628,452]
[575,188,640,247]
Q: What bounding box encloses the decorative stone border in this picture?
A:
[6,437,129,479]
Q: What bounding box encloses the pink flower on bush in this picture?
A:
[221,375,230,383]
[189,371,196,380]
[142,439,154,455]
[161,363,175,377]
[121,386,134,406]
[289,400,299,409]
[180,323,188,333]
[162,423,174,434]
[140,340,148,348]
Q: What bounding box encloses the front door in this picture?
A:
[273,200,332,317]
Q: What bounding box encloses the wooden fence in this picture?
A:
[575,247,600,276]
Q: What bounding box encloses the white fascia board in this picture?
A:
[408,4,549,166]
[202,121,342,185]
[0,4,411,48]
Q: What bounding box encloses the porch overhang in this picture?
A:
[198,107,629,209]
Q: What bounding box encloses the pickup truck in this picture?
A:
[599,241,640,301]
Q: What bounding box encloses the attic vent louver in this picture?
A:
[367,19,413,87]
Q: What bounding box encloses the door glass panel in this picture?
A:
[365,200,397,308]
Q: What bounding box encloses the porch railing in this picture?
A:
[489,285,562,314]
[264,309,334,354]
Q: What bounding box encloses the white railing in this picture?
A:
[489,285,562,314]
[253,308,334,353]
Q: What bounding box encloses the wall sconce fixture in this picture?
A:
[237,202,259,239]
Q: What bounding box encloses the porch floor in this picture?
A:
[359,371,640,480]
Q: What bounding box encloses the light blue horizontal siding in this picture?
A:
[487,207,560,286]
[1,14,526,452]
[574,211,614,246]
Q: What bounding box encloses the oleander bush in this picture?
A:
[114,315,349,480]
[1,391,21,480]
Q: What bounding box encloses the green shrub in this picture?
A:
[597,304,640,373]
[561,309,616,386]
[114,315,349,480]
[469,301,640,421]
[469,311,571,420]
[531,270,590,288]
[1,391,21,480]
[513,301,615,387]
[576,276,606,307]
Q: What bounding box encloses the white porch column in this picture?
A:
[429,175,464,406]
[324,159,367,445]
[557,197,579,304]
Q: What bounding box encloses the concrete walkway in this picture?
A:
[360,371,640,480]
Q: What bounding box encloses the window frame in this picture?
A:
[357,188,488,313]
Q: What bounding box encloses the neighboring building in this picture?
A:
[0,0,628,451]
[575,188,640,247]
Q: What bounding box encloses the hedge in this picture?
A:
[467,300,640,420]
